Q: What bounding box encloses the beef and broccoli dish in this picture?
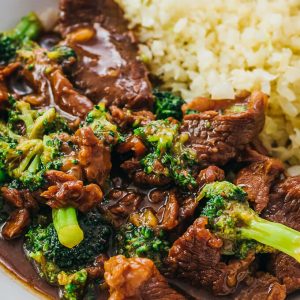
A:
[0,1,299,300]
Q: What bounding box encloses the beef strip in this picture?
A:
[104,255,186,300]
[40,170,103,212]
[263,176,300,293]
[0,62,19,102]
[235,152,284,212]
[234,272,286,300]
[73,127,112,187]
[121,159,171,187]
[101,188,143,228]
[59,0,153,110]
[180,91,267,166]
[167,217,254,295]
[2,209,30,240]
[19,48,93,119]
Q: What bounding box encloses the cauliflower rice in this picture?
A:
[116,0,300,169]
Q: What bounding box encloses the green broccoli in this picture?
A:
[199,181,300,261]
[25,210,111,271]
[115,223,170,268]
[153,89,185,120]
[58,270,87,300]
[84,103,120,145]
[47,45,76,63]
[134,120,197,188]
[0,12,42,65]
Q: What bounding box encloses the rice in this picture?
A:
[116,0,300,164]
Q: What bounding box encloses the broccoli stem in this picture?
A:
[241,216,300,262]
[11,12,42,41]
[52,207,84,249]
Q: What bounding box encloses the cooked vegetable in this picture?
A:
[0,12,42,64]
[47,45,76,63]
[52,208,84,249]
[115,223,169,267]
[25,211,111,271]
[153,90,185,120]
[200,181,300,261]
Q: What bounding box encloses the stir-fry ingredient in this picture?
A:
[0,2,298,300]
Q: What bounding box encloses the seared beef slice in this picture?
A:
[167,217,254,295]
[263,176,300,293]
[104,255,186,300]
[59,0,153,110]
[180,91,267,166]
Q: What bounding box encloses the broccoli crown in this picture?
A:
[58,270,87,300]
[0,12,42,65]
[135,120,197,189]
[153,89,185,120]
[115,223,170,268]
[47,46,76,63]
[134,120,178,154]
[0,99,70,190]
[84,103,120,144]
[25,211,111,271]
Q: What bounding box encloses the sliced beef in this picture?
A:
[104,255,186,300]
[19,48,93,119]
[235,154,284,212]
[101,188,143,228]
[110,105,155,130]
[73,127,112,187]
[180,91,267,166]
[160,191,179,230]
[121,159,171,187]
[59,0,153,110]
[167,217,254,295]
[41,170,103,212]
[0,62,19,102]
[263,176,300,293]
[234,272,286,300]
[2,209,30,240]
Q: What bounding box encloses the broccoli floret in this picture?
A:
[25,210,111,270]
[58,270,87,300]
[84,103,120,144]
[200,181,300,261]
[115,223,169,268]
[153,90,185,120]
[47,46,76,63]
[134,120,178,155]
[0,12,42,65]
[135,121,197,189]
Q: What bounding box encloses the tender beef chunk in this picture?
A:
[167,217,254,295]
[104,255,186,300]
[117,135,147,158]
[101,188,143,227]
[59,0,153,110]
[179,166,225,221]
[235,154,284,212]
[197,166,225,187]
[41,170,103,212]
[2,209,30,240]
[1,187,38,211]
[74,127,112,187]
[121,159,171,187]
[268,253,300,294]
[160,191,179,230]
[0,62,19,102]
[19,48,93,119]
[110,106,155,130]
[263,176,300,293]
[180,91,267,166]
[86,254,108,280]
[234,272,286,300]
